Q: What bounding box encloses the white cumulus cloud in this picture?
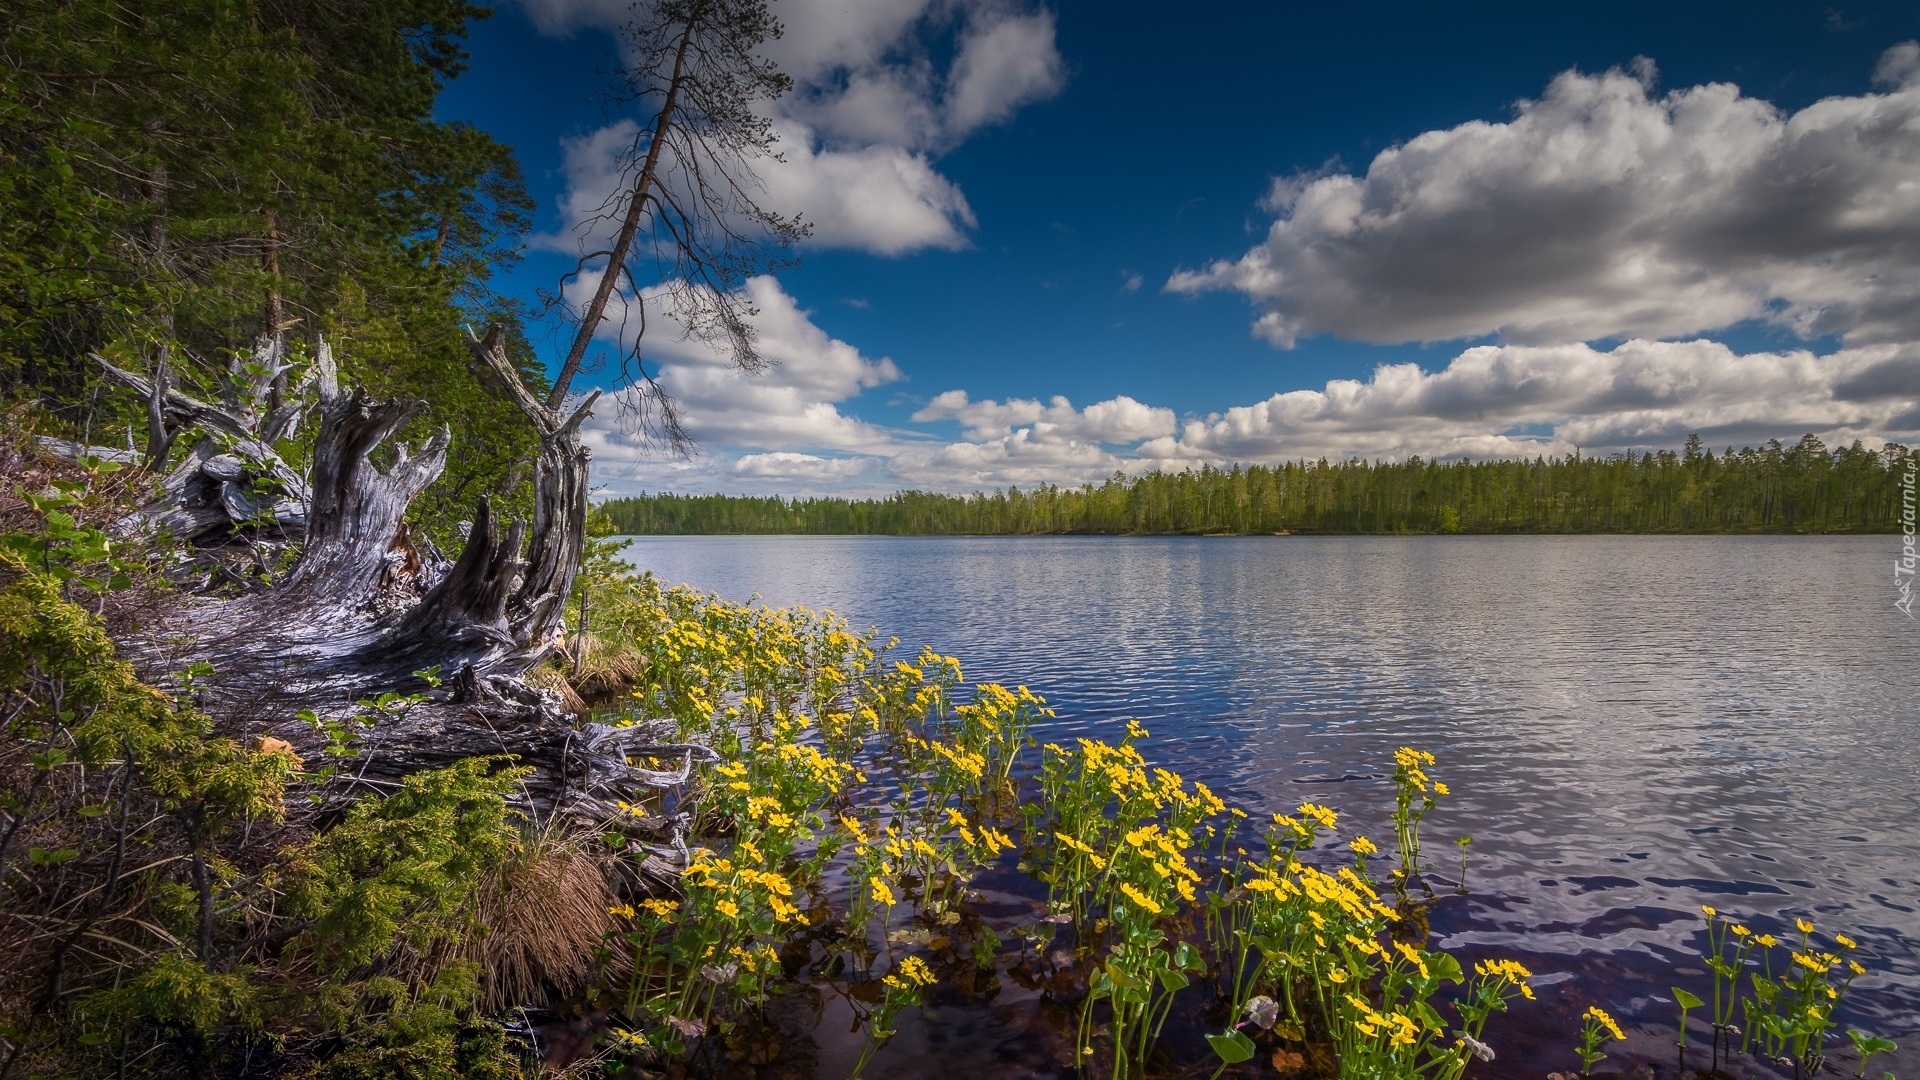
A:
[575,276,907,486]
[757,121,976,254]
[1168,45,1920,349]
[888,428,1129,489]
[731,452,878,482]
[913,390,1176,443]
[943,11,1067,141]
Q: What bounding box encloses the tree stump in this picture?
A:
[93,331,709,845]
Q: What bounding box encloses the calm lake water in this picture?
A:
[614,534,1920,1075]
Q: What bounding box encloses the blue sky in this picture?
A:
[439,1,1920,497]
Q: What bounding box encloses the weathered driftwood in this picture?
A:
[96,338,313,543]
[99,331,696,851]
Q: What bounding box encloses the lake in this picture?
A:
[613,533,1920,1075]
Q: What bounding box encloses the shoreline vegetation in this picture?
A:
[598,436,1914,537]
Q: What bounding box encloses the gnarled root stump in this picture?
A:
[97,331,689,861]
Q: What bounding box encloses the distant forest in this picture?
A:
[600,435,1916,535]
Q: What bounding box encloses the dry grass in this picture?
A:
[523,660,588,717]
[466,828,625,1013]
[525,634,647,716]
[566,634,645,707]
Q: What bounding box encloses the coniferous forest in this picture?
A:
[2,0,549,534]
[600,434,1914,536]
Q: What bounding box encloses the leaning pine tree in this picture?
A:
[549,0,808,445]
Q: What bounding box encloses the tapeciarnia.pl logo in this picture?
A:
[1898,461,1916,621]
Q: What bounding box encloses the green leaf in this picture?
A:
[1173,939,1203,972]
[1848,1029,1897,1056]
[1206,1030,1256,1064]
[1155,968,1189,993]
[1672,986,1705,1010]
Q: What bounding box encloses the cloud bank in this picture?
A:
[577,284,1917,495]
[1139,339,1919,466]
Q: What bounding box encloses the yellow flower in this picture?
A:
[1796,917,1815,934]
[1583,1006,1624,1041]
[1701,905,1717,917]
[1732,924,1751,937]
[1118,881,1163,915]
[1756,933,1778,948]
[607,903,636,918]
[716,899,740,919]
[1393,941,1430,978]
[1433,782,1450,796]
[870,878,897,906]
[1297,802,1338,830]
[1835,933,1857,949]
[1792,952,1830,973]
[1054,831,1095,855]
[1350,836,1379,857]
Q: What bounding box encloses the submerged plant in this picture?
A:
[1677,904,1885,1080]
[1671,984,1704,1075]
[849,954,936,1079]
[1848,1029,1897,1078]
[1576,1005,1625,1077]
